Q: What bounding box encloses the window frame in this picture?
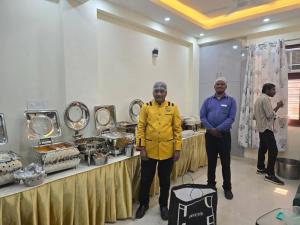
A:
[287,44,300,126]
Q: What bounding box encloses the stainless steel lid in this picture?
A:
[25,110,62,140]
[129,99,143,122]
[0,151,20,163]
[0,113,8,145]
[64,101,90,131]
[94,105,116,132]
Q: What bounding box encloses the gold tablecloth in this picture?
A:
[0,133,206,225]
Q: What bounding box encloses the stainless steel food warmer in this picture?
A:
[116,121,137,134]
[95,105,134,156]
[25,110,80,174]
[64,101,108,166]
[0,113,23,186]
[116,99,144,134]
[128,99,143,123]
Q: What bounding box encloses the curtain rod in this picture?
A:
[244,38,300,48]
[285,37,300,42]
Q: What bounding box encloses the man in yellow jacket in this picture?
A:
[135,81,182,221]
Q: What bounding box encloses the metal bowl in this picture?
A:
[23,174,45,187]
[92,153,108,166]
[64,101,90,131]
[277,158,300,180]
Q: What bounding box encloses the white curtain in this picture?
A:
[238,40,288,151]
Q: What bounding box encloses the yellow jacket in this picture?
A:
[136,100,182,160]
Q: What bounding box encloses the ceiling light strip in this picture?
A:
[152,0,300,29]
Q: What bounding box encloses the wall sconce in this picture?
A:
[152,48,159,57]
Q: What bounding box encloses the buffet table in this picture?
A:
[0,132,207,225]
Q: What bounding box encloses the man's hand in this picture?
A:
[138,147,148,161]
[274,100,284,113]
[173,150,181,161]
[277,101,284,108]
[208,128,223,138]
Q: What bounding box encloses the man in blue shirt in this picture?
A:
[200,77,237,200]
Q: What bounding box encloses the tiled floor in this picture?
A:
[108,157,299,225]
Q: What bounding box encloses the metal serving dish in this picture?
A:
[25,110,80,174]
[91,152,108,166]
[0,113,8,145]
[182,116,202,131]
[14,163,46,187]
[94,105,116,134]
[0,114,23,186]
[129,99,143,123]
[101,132,134,156]
[277,158,300,180]
[116,121,137,134]
[75,137,107,153]
[74,136,109,166]
[95,105,134,156]
[0,151,22,186]
[64,101,90,138]
[64,102,109,166]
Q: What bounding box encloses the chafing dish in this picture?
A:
[95,105,134,156]
[101,132,134,156]
[0,113,8,145]
[64,101,90,139]
[0,113,23,186]
[129,99,143,123]
[14,163,46,187]
[94,105,116,133]
[74,137,109,165]
[116,121,137,134]
[182,116,202,131]
[25,110,80,174]
[64,101,109,166]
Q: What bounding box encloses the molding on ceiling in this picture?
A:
[197,16,300,45]
[152,0,300,30]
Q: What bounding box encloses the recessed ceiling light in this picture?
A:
[263,18,270,23]
[164,17,170,22]
[232,45,239,50]
[241,53,245,57]
[199,33,204,37]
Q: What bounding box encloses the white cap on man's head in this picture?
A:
[214,77,227,85]
[153,81,167,91]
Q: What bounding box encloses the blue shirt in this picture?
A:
[200,94,237,132]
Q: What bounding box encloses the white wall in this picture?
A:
[0,0,66,164]
[96,19,189,117]
[0,0,199,164]
[245,30,300,161]
[199,40,244,156]
[61,0,196,137]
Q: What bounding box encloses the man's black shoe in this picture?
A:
[265,175,285,185]
[256,168,267,175]
[224,190,233,200]
[135,205,149,219]
[160,206,169,221]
